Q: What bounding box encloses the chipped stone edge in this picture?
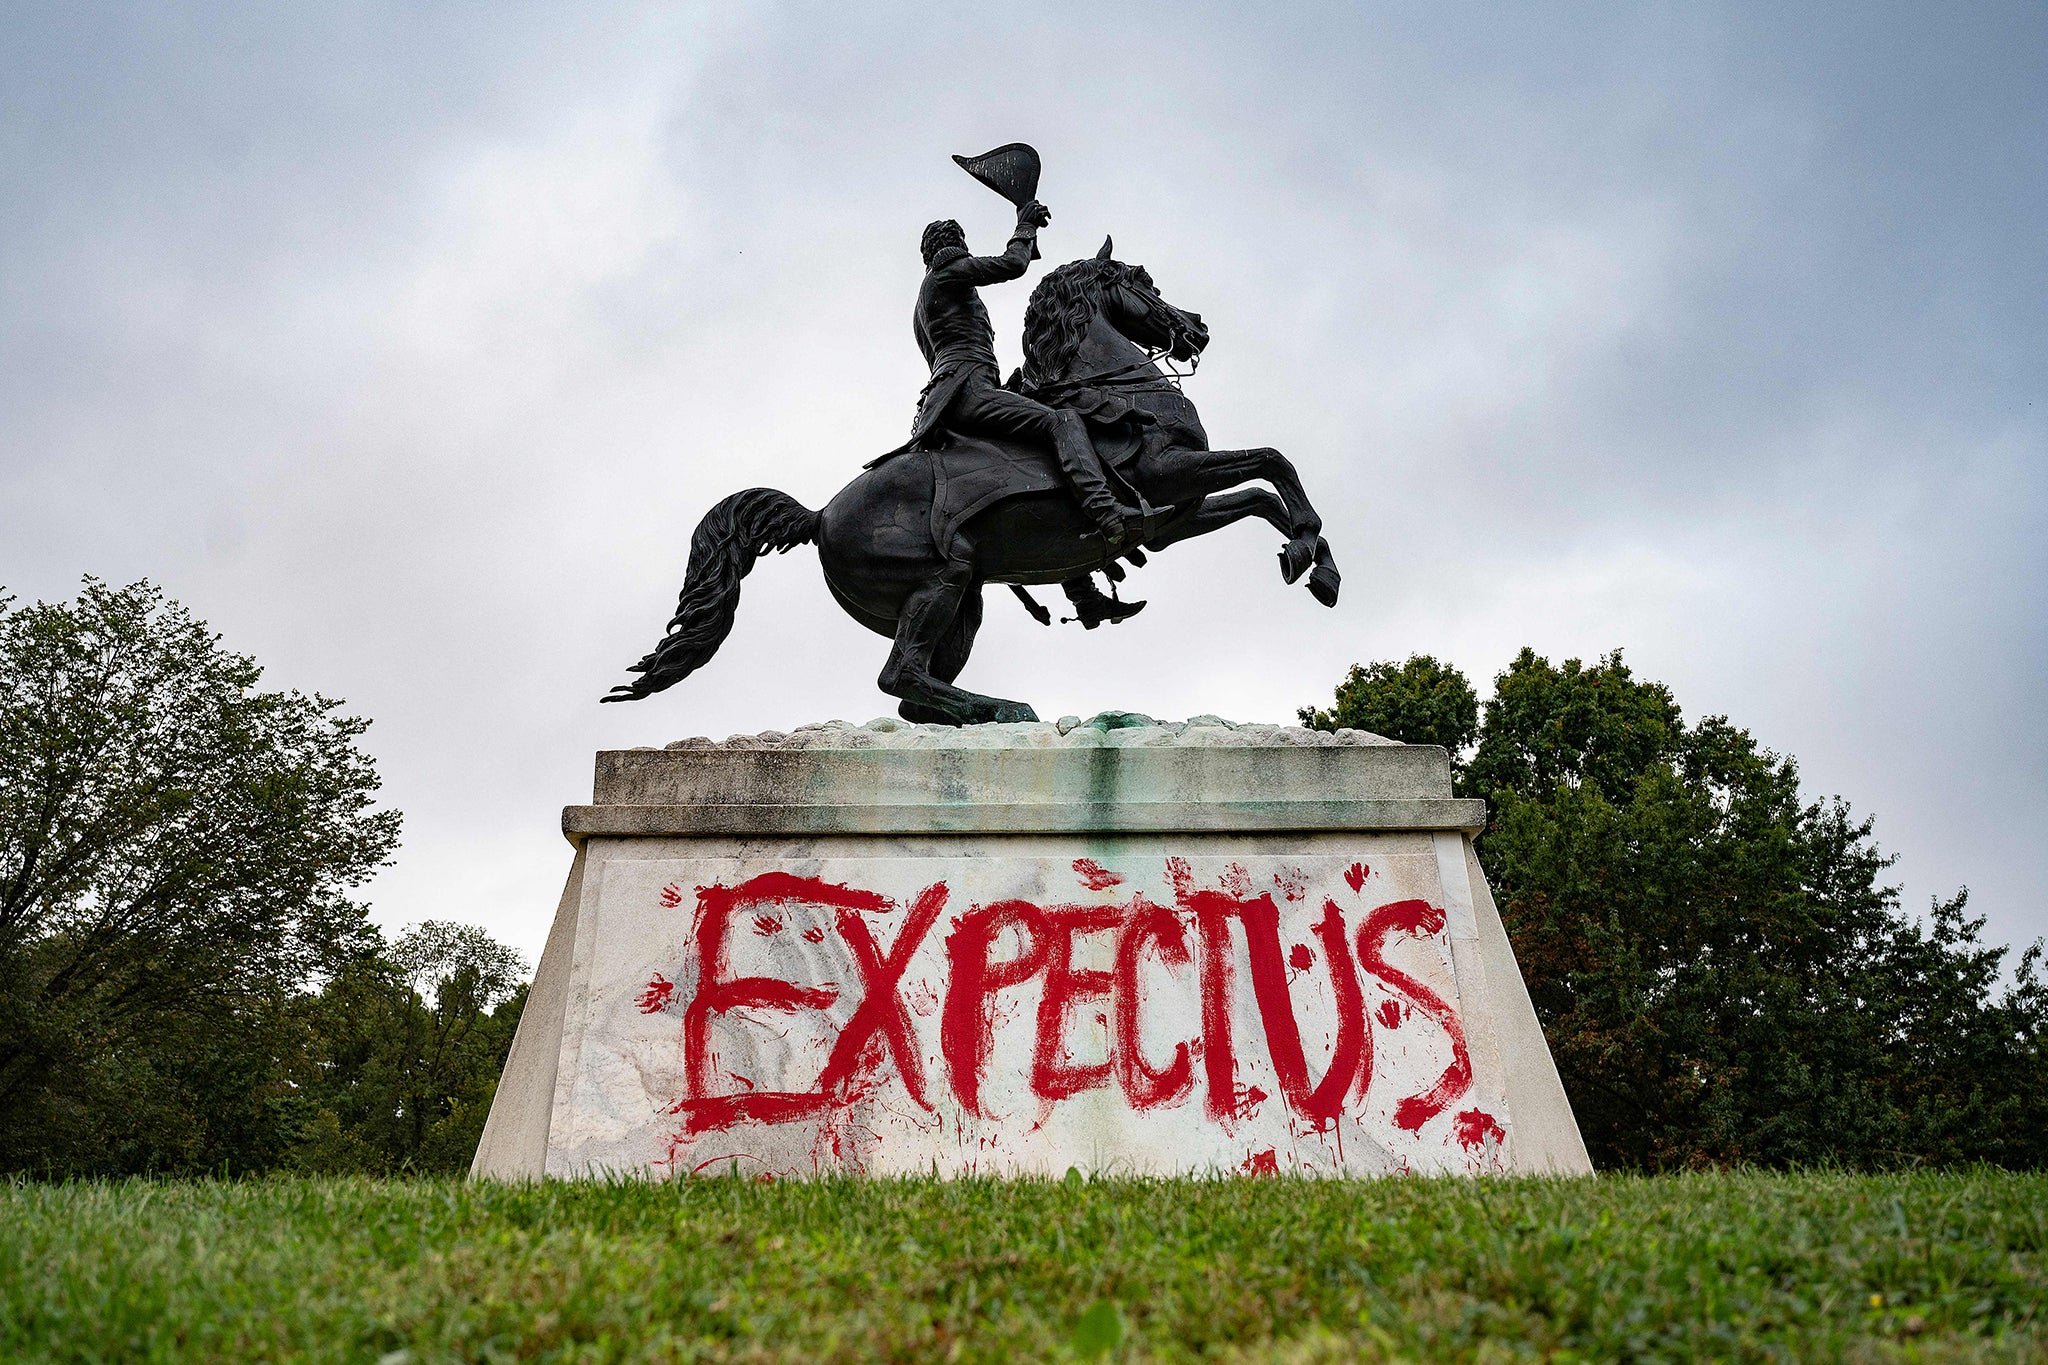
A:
[652,713,1397,752]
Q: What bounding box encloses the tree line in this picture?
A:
[0,580,521,1176]
[1303,652,2048,1170]
[4,579,2042,1174]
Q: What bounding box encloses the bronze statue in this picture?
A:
[604,146,1339,725]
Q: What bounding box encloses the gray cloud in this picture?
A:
[4,1,2042,961]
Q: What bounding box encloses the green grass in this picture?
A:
[2,1171,2043,1363]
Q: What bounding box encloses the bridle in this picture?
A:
[1027,280,1203,399]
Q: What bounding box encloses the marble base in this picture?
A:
[472,717,1591,1179]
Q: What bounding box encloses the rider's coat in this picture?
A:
[881,224,1038,457]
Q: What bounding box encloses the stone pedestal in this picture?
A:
[472,717,1591,1179]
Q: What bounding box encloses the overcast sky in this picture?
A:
[5,2,2043,967]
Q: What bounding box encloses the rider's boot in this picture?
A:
[1050,412,1139,549]
[1061,575,1146,629]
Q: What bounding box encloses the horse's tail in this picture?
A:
[601,488,819,703]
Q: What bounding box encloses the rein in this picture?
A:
[1029,343,1200,399]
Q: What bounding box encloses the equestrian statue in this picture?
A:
[603,144,1340,726]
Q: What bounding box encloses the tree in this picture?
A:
[287,922,526,1175]
[0,579,401,1175]
[1303,649,2048,1170]
[1299,655,1479,764]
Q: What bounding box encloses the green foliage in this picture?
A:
[3,1171,2043,1362]
[285,923,526,1176]
[0,579,400,1175]
[1298,655,1479,767]
[0,579,525,1178]
[1305,648,2048,1172]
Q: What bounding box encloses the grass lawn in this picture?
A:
[2,1170,2043,1363]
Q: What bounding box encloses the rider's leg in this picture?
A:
[949,379,1133,546]
[1060,574,1146,629]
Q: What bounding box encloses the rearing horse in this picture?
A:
[604,238,1340,724]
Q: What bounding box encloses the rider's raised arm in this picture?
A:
[941,221,1039,287]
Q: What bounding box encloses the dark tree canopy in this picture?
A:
[1299,655,1479,762]
[286,921,526,1176]
[1304,649,2048,1171]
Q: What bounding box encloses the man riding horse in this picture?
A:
[603,145,1340,725]
[878,198,1148,628]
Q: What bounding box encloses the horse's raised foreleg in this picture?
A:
[1135,446,1339,606]
[878,550,1037,726]
[1142,487,1293,551]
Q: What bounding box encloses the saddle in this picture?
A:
[916,425,1146,557]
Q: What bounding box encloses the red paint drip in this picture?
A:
[1072,858,1122,890]
[1288,943,1314,971]
[1453,1108,1504,1150]
[636,974,675,1013]
[1241,1147,1279,1176]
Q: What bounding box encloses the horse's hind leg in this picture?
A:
[879,551,1036,726]
[931,584,983,685]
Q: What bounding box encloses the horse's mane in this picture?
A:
[1021,258,1147,388]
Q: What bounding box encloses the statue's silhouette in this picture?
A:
[605,153,1338,724]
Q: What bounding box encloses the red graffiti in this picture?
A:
[1273,866,1309,901]
[1240,897,1369,1128]
[942,900,1052,1117]
[637,974,675,1013]
[1187,884,1245,1124]
[1112,899,1194,1108]
[654,863,1469,1151]
[1344,863,1368,893]
[1453,1108,1504,1151]
[1357,898,1472,1132]
[1241,1147,1279,1175]
[1032,906,1121,1100]
[811,881,949,1112]
[675,872,887,1134]
[1072,858,1122,890]
[1225,1084,1270,1121]
[660,883,684,908]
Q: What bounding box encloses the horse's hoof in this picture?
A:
[1308,564,1341,607]
[1278,538,1315,584]
[1306,538,1340,606]
[989,701,1040,724]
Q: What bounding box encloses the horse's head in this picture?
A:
[1021,238,1210,388]
[1090,237,1210,364]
